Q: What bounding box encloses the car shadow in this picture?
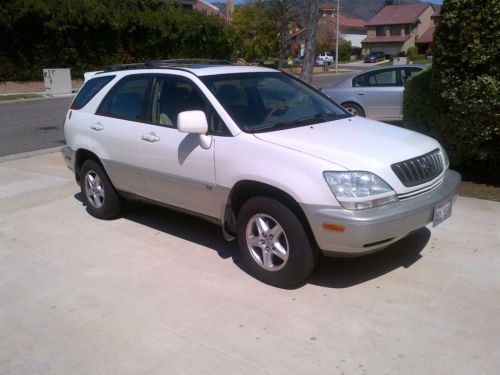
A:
[73,193,430,289]
[307,228,429,288]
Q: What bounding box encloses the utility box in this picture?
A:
[43,68,72,95]
[393,57,408,65]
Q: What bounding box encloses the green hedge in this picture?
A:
[403,0,500,183]
[0,0,234,81]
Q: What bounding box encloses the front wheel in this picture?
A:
[237,197,317,288]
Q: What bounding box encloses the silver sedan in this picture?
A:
[321,65,426,121]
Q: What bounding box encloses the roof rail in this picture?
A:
[105,63,148,71]
[104,59,234,72]
[149,59,234,66]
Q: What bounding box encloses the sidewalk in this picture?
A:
[1,150,499,374]
[0,80,83,95]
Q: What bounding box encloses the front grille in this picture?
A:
[391,149,443,187]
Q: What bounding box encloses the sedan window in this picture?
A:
[353,69,398,87]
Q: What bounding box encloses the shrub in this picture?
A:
[406,46,417,60]
[338,41,352,62]
[0,0,234,81]
[403,0,500,182]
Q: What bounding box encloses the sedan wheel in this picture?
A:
[342,102,365,117]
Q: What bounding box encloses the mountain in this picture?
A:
[210,0,429,22]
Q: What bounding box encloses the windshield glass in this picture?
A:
[201,72,349,133]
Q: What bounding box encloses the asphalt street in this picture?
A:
[0,97,73,157]
[0,73,353,157]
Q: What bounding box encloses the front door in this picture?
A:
[139,74,217,218]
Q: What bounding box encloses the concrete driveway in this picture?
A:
[1,151,499,375]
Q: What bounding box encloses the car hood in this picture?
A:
[253,116,440,172]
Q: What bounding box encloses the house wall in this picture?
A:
[416,6,434,38]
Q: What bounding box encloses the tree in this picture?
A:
[269,0,296,69]
[300,0,319,83]
[316,17,336,53]
[232,2,278,62]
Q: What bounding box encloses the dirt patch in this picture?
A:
[0,80,83,94]
[459,181,500,202]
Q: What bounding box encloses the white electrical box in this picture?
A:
[43,68,72,95]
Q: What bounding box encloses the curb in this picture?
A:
[0,146,63,163]
[0,93,76,104]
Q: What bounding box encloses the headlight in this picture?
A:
[323,171,397,210]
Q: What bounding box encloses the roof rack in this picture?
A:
[104,59,234,72]
[150,59,234,66]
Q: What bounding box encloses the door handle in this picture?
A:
[91,123,104,131]
[141,133,160,143]
[357,92,365,96]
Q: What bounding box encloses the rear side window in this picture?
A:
[97,75,152,121]
[71,75,115,109]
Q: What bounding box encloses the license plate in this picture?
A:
[433,199,452,227]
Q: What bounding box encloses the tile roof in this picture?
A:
[366,3,433,26]
[416,25,436,44]
[340,15,366,28]
[319,2,337,10]
[362,35,411,43]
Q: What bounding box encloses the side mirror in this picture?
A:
[177,110,212,149]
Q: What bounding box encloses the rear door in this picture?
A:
[352,68,403,120]
[90,74,153,195]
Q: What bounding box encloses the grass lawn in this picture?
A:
[0,93,43,102]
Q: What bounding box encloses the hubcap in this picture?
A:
[245,214,289,271]
[84,170,105,209]
[345,106,358,116]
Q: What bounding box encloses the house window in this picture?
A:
[405,24,413,35]
[376,26,385,36]
[390,25,400,36]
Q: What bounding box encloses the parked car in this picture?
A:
[321,65,426,120]
[364,51,384,63]
[293,55,304,65]
[62,62,459,287]
[315,58,329,66]
[317,52,335,65]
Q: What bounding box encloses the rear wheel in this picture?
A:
[237,197,317,288]
[342,102,365,117]
[80,160,122,219]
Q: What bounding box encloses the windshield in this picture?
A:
[201,72,349,133]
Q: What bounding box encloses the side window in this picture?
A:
[150,76,229,135]
[400,67,422,85]
[364,69,398,86]
[97,75,151,121]
[71,75,115,110]
[352,74,365,87]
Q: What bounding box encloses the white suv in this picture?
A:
[62,61,460,287]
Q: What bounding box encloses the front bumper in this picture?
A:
[61,146,76,172]
[302,169,461,256]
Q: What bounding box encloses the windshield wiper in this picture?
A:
[247,112,346,133]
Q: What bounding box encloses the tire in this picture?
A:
[237,197,317,288]
[342,102,365,117]
[80,160,122,219]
